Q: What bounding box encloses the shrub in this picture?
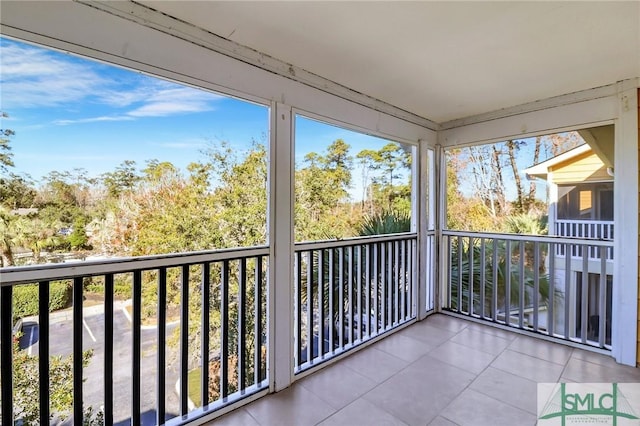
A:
[13,281,72,319]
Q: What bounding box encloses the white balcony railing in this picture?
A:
[441,230,613,350]
[554,220,614,261]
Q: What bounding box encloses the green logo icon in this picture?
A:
[539,383,639,425]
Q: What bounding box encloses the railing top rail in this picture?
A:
[442,230,614,246]
[0,245,270,286]
[294,232,417,251]
[555,219,614,224]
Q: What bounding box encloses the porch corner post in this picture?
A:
[434,143,446,313]
[417,140,428,319]
[611,81,639,366]
[269,102,295,391]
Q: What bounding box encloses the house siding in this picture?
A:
[637,88,639,367]
[550,151,610,184]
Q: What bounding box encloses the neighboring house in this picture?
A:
[525,127,614,345]
[10,208,38,216]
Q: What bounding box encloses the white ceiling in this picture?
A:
[140,1,640,124]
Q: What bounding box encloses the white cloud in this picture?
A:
[1,43,108,108]
[2,39,223,120]
[53,116,134,126]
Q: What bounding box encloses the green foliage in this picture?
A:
[0,111,15,174]
[503,213,548,235]
[13,281,72,319]
[0,173,37,209]
[448,239,561,317]
[358,209,411,236]
[68,217,91,250]
[10,335,99,424]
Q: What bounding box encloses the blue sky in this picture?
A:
[0,36,403,201]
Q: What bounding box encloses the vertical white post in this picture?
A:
[417,141,428,319]
[612,81,638,366]
[269,102,295,390]
[436,144,446,312]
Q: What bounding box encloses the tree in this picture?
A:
[0,112,16,174]
[0,173,37,209]
[101,160,140,197]
[9,335,100,424]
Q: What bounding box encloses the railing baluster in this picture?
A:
[580,252,589,343]
[380,243,387,332]
[564,244,572,339]
[533,242,540,332]
[457,236,462,313]
[71,277,84,422]
[598,248,607,348]
[491,239,498,323]
[180,266,189,411]
[518,241,525,329]
[318,249,325,358]
[239,258,247,391]
[255,256,263,385]
[469,237,474,316]
[296,251,303,367]
[372,244,380,334]
[132,270,142,424]
[357,245,362,342]
[38,281,50,425]
[364,246,371,337]
[392,240,397,326]
[479,239,485,319]
[348,246,353,345]
[338,247,344,349]
[202,262,211,404]
[104,274,115,425]
[386,242,394,329]
[548,243,555,337]
[328,249,334,354]
[400,239,406,321]
[0,285,13,426]
[504,240,511,326]
[221,260,229,400]
[157,268,166,424]
[306,251,313,363]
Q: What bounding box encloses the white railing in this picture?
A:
[441,230,613,350]
[554,220,614,261]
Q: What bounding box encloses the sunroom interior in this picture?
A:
[1,1,639,425]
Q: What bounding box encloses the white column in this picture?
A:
[612,81,639,366]
[269,102,295,390]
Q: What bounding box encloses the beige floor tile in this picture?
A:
[318,398,408,426]
[363,356,475,425]
[569,348,620,368]
[469,367,538,414]
[464,323,519,341]
[209,408,260,426]
[491,350,564,383]
[427,416,459,426]
[298,362,377,410]
[374,332,435,362]
[244,384,335,426]
[341,347,409,384]
[440,389,536,426]
[561,357,640,383]
[507,335,573,365]
[449,328,511,355]
[427,340,496,374]
[422,314,470,333]
[398,322,458,347]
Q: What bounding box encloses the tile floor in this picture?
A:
[208,314,640,426]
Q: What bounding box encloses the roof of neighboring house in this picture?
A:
[523,144,591,180]
[10,208,38,216]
